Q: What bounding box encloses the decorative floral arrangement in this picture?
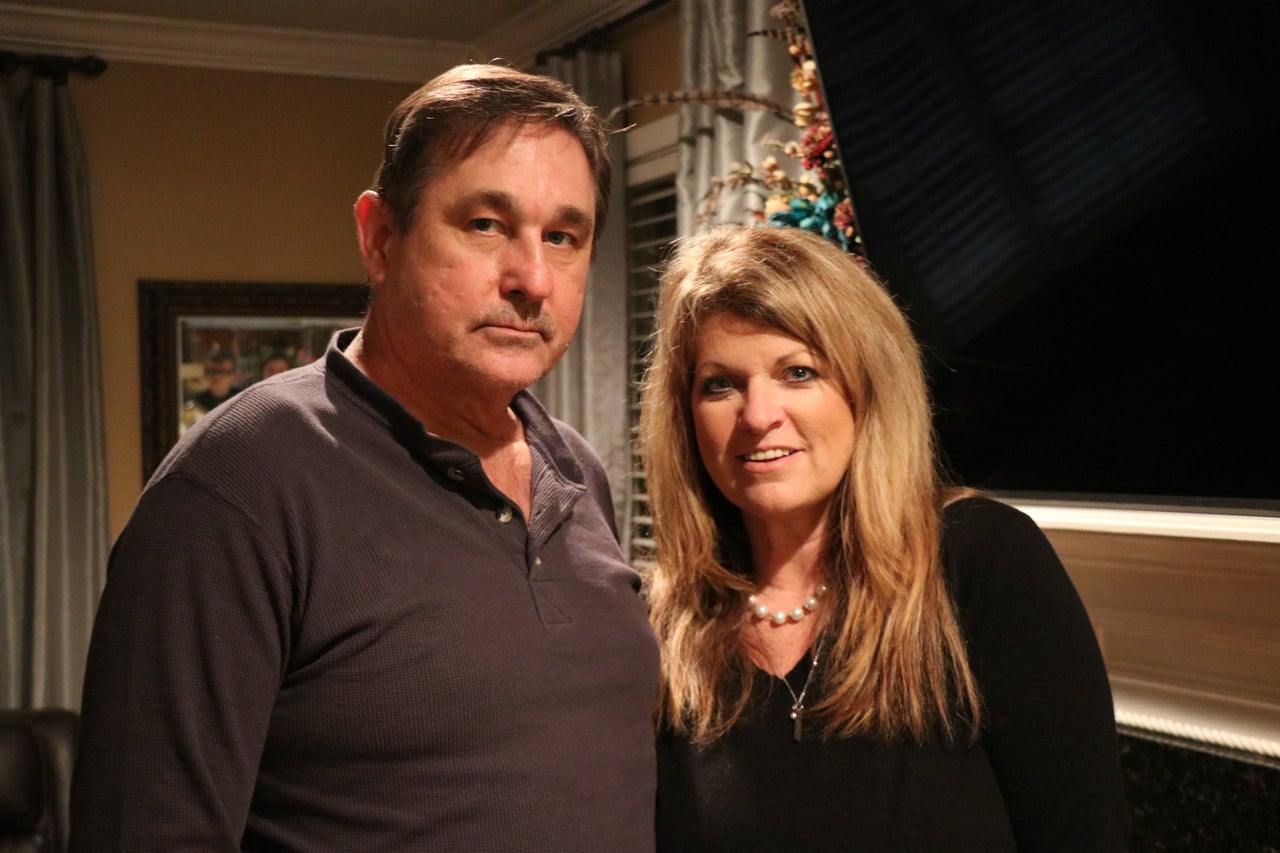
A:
[612,0,862,256]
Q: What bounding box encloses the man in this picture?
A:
[71,64,660,851]
[181,347,244,434]
[189,347,242,412]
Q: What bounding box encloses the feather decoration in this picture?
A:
[608,90,793,124]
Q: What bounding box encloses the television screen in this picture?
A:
[801,0,1278,509]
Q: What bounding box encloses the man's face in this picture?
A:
[204,359,236,396]
[357,123,596,397]
[261,357,290,379]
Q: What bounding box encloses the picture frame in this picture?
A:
[138,279,370,480]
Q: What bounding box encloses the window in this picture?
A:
[620,114,678,567]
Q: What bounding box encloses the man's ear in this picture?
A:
[354,190,394,285]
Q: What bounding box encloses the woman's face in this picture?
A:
[690,312,855,535]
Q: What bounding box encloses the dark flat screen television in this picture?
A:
[801,0,1278,511]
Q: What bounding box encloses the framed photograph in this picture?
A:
[138,280,370,479]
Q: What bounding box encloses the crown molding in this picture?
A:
[473,0,657,68]
[0,4,401,82]
[0,0,656,82]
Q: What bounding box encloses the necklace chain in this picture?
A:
[778,641,822,742]
[747,583,828,625]
[746,584,828,740]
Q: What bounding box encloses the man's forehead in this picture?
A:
[447,120,582,166]
[425,123,594,209]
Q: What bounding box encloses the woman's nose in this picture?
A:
[738,381,784,433]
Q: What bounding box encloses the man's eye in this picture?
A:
[547,231,575,247]
[472,218,497,233]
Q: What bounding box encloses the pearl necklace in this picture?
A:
[747,584,828,625]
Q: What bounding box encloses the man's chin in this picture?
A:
[468,355,555,394]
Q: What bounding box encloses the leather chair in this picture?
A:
[0,709,79,853]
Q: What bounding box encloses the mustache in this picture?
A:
[475,305,554,340]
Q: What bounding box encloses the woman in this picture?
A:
[640,225,1127,851]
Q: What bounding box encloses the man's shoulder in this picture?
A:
[154,365,357,489]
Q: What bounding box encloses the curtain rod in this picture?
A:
[1,50,108,78]
[536,0,673,64]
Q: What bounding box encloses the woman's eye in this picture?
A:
[699,377,733,396]
[784,365,817,382]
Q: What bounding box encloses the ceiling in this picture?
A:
[0,0,655,81]
[23,0,542,43]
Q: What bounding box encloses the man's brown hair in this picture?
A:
[372,63,613,245]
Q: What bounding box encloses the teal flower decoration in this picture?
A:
[766,192,849,250]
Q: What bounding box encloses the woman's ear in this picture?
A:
[354,190,394,285]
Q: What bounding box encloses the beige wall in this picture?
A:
[73,63,413,537]
[613,0,680,126]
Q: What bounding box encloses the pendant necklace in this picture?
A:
[778,641,822,742]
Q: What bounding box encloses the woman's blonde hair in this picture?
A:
[639,224,980,743]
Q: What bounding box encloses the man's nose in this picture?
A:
[500,234,554,303]
[738,380,785,433]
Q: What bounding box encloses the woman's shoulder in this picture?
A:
[940,496,1073,614]
[942,496,1046,553]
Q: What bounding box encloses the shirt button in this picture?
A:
[497,505,513,523]
[534,556,542,565]
[446,467,464,482]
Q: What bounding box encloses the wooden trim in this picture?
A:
[1016,503,1280,763]
[0,0,656,81]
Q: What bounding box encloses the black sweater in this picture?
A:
[656,498,1128,851]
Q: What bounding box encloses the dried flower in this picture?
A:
[765,195,791,217]
[692,0,862,254]
[604,0,863,252]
